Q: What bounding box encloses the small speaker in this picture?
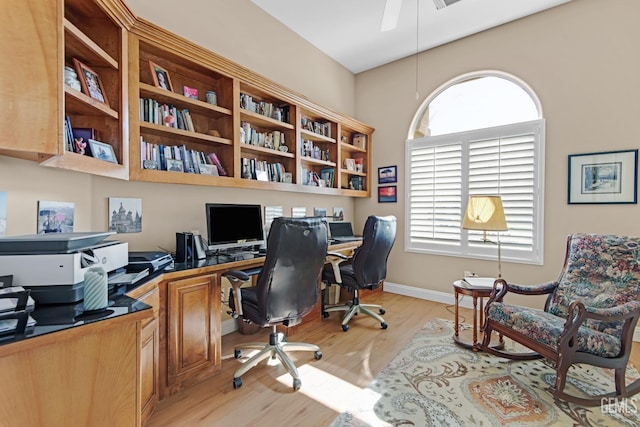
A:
[175,232,194,263]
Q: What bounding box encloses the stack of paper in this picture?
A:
[462,277,498,288]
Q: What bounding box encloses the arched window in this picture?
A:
[406,71,545,264]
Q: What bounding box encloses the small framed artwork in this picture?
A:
[149,61,173,91]
[88,139,118,163]
[378,186,397,203]
[568,149,638,204]
[378,165,397,184]
[344,158,356,171]
[166,159,184,172]
[108,197,142,233]
[37,200,75,234]
[73,59,109,106]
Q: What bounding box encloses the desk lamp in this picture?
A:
[462,195,508,278]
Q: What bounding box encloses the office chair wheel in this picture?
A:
[322,311,329,318]
[293,378,301,391]
[233,377,242,389]
[379,308,386,315]
[314,350,323,360]
[234,349,242,359]
[381,322,388,329]
[342,324,349,332]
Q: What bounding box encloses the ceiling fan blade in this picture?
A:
[381,0,402,32]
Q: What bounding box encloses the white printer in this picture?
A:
[0,232,128,303]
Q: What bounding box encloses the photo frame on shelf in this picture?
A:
[568,149,638,204]
[344,158,356,171]
[88,139,117,163]
[149,61,173,91]
[378,186,397,203]
[166,159,184,172]
[378,165,397,184]
[73,59,109,106]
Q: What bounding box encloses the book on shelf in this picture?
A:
[207,152,227,176]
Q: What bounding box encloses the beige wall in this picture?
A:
[0,0,356,252]
[355,0,640,301]
[125,0,356,116]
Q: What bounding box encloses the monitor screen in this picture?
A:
[205,203,265,251]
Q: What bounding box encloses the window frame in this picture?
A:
[404,71,545,265]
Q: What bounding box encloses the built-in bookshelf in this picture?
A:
[41,0,131,179]
[5,0,373,197]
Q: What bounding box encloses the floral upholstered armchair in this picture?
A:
[481,233,640,406]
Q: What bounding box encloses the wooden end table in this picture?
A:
[452,280,504,351]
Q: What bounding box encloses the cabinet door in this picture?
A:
[140,318,159,426]
[0,0,60,156]
[166,273,221,394]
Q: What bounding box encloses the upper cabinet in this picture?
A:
[0,0,60,159]
[3,0,373,197]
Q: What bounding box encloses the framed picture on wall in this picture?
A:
[378,165,397,184]
[568,149,638,204]
[378,186,397,203]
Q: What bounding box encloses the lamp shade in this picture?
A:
[462,195,508,231]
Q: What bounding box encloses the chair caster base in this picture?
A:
[381,322,388,329]
[234,349,242,359]
[293,378,301,391]
[342,324,349,332]
[233,377,242,389]
[314,350,323,360]
[322,312,329,318]
[380,308,386,315]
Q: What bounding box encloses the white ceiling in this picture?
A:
[250,0,572,74]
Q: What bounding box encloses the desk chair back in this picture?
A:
[351,215,397,289]
[252,216,328,326]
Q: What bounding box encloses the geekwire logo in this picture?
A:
[601,397,638,415]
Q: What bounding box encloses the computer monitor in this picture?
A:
[205,203,265,252]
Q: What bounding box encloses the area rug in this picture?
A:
[330,318,640,427]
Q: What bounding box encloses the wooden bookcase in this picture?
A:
[3,0,373,197]
[43,0,131,179]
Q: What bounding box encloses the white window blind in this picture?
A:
[406,120,544,264]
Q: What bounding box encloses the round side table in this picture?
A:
[452,280,504,351]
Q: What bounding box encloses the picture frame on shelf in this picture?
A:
[166,159,184,172]
[88,139,117,163]
[568,149,638,204]
[378,165,397,184]
[73,59,109,106]
[149,61,173,91]
[344,158,356,171]
[378,186,397,203]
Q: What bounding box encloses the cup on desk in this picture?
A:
[83,266,108,312]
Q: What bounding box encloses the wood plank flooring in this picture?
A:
[146,292,640,427]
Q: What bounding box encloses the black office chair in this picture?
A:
[322,215,396,331]
[222,217,329,391]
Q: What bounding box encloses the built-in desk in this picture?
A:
[0,295,152,426]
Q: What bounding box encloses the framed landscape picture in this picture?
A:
[378,165,397,184]
[568,149,638,204]
[378,185,397,203]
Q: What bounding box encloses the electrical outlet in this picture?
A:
[463,271,476,278]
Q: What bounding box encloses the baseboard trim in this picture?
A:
[222,318,238,336]
[383,281,640,342]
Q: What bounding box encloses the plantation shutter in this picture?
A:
[408,142,462,248]
[406,119,543,263]
[468,133,535,251]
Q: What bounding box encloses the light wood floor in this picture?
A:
[146,292,640,427]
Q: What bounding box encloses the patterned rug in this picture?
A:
[330,319,640,426]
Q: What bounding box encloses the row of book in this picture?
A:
[241,157,289,183]
[140,137,227,176]
[139,98,195,132]
[240,122,286,149]
[301,116,332,138]
[239,93,290,123]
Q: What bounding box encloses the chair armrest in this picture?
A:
[583,300,640,321]
[325,252,350,285]
[221,270,251,317]
[503,280,557,295]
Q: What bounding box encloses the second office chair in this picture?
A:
[322,215,397,331]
